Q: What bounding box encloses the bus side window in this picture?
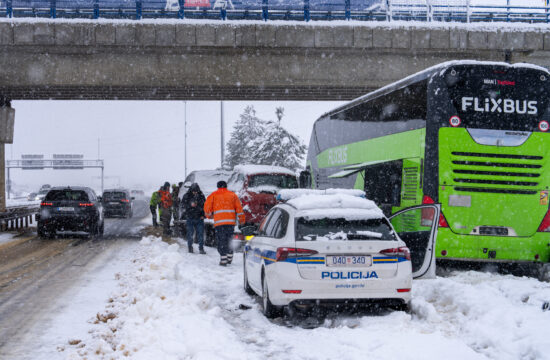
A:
[364,160,403,216]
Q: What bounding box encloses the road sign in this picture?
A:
[52,154,84,169]
[21,154,44,170]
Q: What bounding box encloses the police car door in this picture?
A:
[247,209,276,290]
[388,204,440,279]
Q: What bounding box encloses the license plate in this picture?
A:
[57,207,74,212]
[326,255,372,267]
[449,195,471,207]
[109,202,119,205]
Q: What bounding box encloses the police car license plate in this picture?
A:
[326,255,372,267]
[109,202,119,205]
[57,207,74,212]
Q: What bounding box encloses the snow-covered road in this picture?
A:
[17,236,546,360]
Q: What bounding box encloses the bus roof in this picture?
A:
[320,60,550,121]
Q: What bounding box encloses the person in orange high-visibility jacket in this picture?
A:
[159,182,173,236]
[204,180,245,266]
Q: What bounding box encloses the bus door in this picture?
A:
[389,204,441,279]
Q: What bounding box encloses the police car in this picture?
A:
[242,189,440,317]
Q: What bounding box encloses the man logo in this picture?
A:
[449,116,461,127]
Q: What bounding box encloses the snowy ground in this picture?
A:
[6,199,40,207]
[0,233,16,245]
[13,236,543,360]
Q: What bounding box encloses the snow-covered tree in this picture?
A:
[224,106,265,169]
[224,106,307,172]
[249,119,307,171]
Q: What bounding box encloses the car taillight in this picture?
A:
[79,203,94,207]
[276,247,318,262]
[537,208,550,232]
[282,290,302,294]
[121,199,130,203]
[41,202,53,206]
[233,233,245,241]
[422,195,448,228]
[380,247,411,260]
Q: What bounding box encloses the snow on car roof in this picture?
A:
[286,193,385,221]
[233,164,296,176]
[278,188,365,201]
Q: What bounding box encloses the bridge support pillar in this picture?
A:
[0,102,15,212]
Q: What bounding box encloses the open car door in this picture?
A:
[389,204,441,279]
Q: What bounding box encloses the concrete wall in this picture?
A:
[0,21,549,100]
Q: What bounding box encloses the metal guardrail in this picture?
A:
[0,1,549,23]
[0,205,39,231]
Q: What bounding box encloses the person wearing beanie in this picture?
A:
[204,180,245,266]
[182,183,206,254]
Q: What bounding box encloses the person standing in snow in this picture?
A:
[149,186,162,227]
[204,181,245,266]
[159,182,173,236]
[171,183,180,222]
[182,183,206,254]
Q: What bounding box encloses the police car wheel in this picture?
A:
[243,254,255,296]
[262,274,281,318]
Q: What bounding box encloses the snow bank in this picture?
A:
[412,271,550,360]
[278,188,365,201]
[63,236,550,360]
[234,164,296,176]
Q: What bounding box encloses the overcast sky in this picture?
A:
[8,100,344,195]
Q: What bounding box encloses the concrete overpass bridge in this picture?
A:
[1,21,550,101]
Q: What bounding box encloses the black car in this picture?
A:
[37,186,104,238]
[102,189,133,218]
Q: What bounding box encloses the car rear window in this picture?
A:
[249,175,298,189]
[103,192,126,200]
[45,190,89,201]
[296,217,397,241]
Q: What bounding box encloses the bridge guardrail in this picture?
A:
[0,204,40,231]
[1,1,550,23]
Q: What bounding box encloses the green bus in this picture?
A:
[303,60,550,269]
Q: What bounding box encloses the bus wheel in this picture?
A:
[538,263,550,282]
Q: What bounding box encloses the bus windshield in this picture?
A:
[443,65,550,131]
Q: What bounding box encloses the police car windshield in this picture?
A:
[296,217,396,241]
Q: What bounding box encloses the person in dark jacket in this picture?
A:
[182,183,206,254]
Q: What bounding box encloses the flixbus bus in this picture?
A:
[302,60,550,271]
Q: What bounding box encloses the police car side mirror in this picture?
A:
[241,226,257,237]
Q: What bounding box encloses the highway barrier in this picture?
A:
[0,1,549,23]
[0,204,39,231]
